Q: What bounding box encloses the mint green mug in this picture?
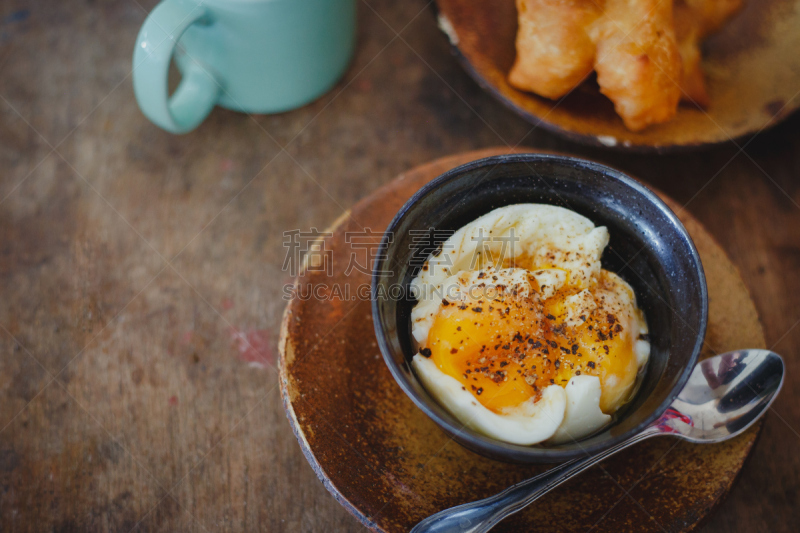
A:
[133,0,356,134]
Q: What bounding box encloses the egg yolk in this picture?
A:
[423,271,641,414]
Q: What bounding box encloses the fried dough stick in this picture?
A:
[674,3,709,105]
[590,0,683,131]
[509,0,742,130]
[508,0,602,99]
[674,0,742,106]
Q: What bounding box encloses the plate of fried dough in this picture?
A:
[435,0,800,151]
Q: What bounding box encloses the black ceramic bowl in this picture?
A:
[371,154,708,463]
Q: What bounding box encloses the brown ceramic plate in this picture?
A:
[279,148,766,532]
[434,0,800,152]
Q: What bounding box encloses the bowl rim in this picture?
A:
[371,153,708,462]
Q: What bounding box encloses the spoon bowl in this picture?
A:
[669,350,784,443]
[412,349,784,533]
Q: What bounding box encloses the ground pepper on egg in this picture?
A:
[422,266,640,415]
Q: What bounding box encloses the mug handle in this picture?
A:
[132,0,220,134]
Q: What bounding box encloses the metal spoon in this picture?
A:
[412,349,784,533]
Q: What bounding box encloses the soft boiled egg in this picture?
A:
[409,204,649,445]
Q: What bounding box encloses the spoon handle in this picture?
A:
[411,428,660,533]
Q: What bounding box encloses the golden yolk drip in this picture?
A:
[422,271,641,414]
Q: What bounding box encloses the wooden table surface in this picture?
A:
[0,1,797,532]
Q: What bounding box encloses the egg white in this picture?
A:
[412,355,566,445]
[411,203,609,309]
[409,204,649,446]
[547,375,611,444]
